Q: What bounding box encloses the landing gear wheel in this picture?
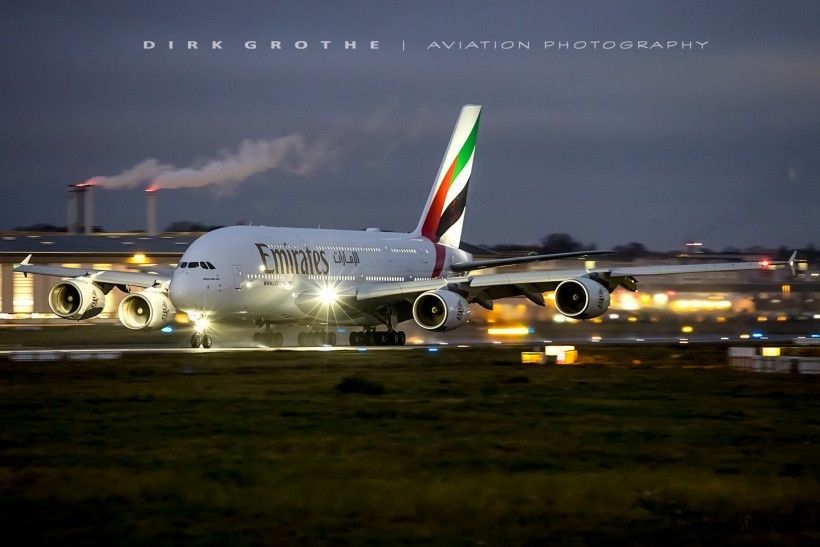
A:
[191,333,202,348]
[326,332,337,346]
[397,331,406,346]
[377,332,388,346]
[274,332,284,347]
[297,332,306,346]
[252,332,261,344]
[201,334,213,349]
[388,331,399,346]
[349,332,359,346]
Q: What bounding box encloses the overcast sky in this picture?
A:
[1,1,818,249]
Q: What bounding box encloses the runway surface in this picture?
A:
[0,333,813,361]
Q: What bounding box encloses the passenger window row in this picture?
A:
[178,261,216,270]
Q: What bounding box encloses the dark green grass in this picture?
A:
[0,347,818,545]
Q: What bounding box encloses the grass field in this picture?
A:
[0,346,818,544]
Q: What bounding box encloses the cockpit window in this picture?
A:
[187,262,199,268]
[205,262,215,269]
[199,261,209,269]
[178,262,188,268]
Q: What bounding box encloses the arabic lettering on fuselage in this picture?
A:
[332,250,359,266]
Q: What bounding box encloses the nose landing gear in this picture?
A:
[191,332,213,348]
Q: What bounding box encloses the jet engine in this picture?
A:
[118,290,176,330]
[412,290,470,331]
[48,279,106,320]
[554,277,610,319]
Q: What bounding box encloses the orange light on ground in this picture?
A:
[615,292,640,311]
[545,345,578,364]
[552,314,577,324]
[488,326,530,336]
[521,352,545,365]
[671,299,732,312]
[128,253,148,264]
[681,325,694,333]
[757,316,768,322]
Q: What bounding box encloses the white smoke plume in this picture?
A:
[88,158,173,189]
[88,134,337,191]
[153,135,336,189]
[87,103,435,192]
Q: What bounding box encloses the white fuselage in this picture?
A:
[169,225,470,326]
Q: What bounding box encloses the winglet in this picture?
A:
[787,250,798,276]
[19,254,32,266]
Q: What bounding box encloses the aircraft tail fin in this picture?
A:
[413,104,481,248]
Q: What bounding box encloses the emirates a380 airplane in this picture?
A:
[16,105,793,348]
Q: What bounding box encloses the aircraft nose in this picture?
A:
[169,270,199,311]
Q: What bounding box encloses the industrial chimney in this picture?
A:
[83,184,94,234]
[66,185,79,234]
[67,183,94,234]
[145,185,158,235]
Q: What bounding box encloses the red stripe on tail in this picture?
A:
[420,159,457,241]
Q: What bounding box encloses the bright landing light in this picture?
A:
[317,285,338,306]
[193,317,210,333]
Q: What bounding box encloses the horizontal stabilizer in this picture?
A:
[450,250,612,272]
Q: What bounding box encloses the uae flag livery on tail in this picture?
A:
[414,105,481,250]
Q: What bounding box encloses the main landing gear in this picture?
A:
[349,330,406,347]
[191,332,213,349]
[298,331,337,346]
[253,327,284,347]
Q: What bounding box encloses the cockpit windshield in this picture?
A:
[179,260,215,270]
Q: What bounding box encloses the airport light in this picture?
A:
[681,325,694,333]
[487,326,531,336]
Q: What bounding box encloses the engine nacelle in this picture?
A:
[412,290,470,331]
[118,290,176,330]
[554,277,611,319]
[48,279,106,320]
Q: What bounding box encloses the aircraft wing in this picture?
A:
[450,249,612,272]
[13,255,169,289]
[356,257,785,307]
